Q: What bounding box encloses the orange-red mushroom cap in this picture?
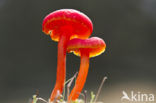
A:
[42,9,93,41]
[67,37,106,58]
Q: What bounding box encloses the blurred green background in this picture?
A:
[0,0,156,103]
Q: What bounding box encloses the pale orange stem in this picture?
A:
[68,50,89,100]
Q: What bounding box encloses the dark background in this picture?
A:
[0,0,156,103]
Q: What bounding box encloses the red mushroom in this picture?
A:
[42,9,93,101]
[67,37,106,100]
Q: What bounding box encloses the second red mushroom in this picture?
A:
[67,37,106,100]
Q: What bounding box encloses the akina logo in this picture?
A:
[121,90,154,102]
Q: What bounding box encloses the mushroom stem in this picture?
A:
[50,34,69,101]
[68,50,89,100]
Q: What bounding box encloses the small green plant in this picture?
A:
[90,92,95,103]
[32,95,37,103]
